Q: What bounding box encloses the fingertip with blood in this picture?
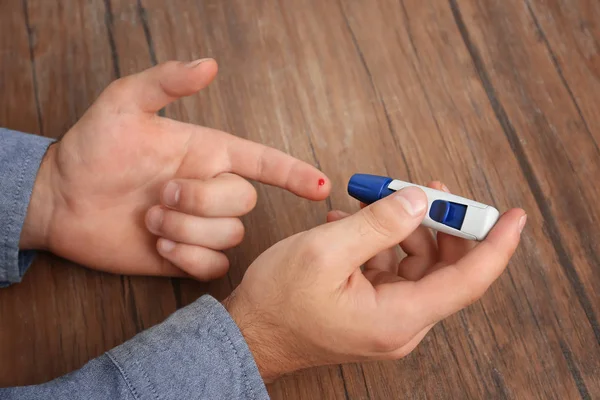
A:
[311,176,331,200]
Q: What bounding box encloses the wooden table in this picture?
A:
[1,0,599,398]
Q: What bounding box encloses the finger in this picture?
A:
[395,182,442,280]
[437,232,476,265]
[363,194,437,277]
[396,226,437,279]
[437,231,476,264]
[362,200,433,277]
[146,206,245,250]
[162,174,257,217]
[412,208,526,325]
[327,210,399,274]
[224,135,331,201]
[313,186,428,277]
[156,238,229,281]
[366,250,400,275]
[401,180,439,259]
[104,59,218,113]
[429,181,475,264]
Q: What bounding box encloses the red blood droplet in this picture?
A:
[318,178,325,187]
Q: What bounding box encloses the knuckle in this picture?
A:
[191,249,211,266]
[205,263,230,280]
[160,60,180,70]
[227,175,257,214]
[228,219,245,245]
[369,329,399,353]
[254,147,267,181]
[216,254,231,270]
[301,233,330,267]
[241,184,258,213]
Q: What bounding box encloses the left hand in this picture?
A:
[21,59,330,280]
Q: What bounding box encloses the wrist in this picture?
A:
[19,143,58,251]
[223,291,296,383]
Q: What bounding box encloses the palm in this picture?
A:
[50,113,203,275]
[42,60,328,278]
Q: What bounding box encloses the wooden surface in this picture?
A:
[1,0,599,398]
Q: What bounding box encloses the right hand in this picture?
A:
[224,182,526,381]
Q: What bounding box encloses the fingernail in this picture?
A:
[147,208,164,232]
[186,58,210,68]
[441,184,450,193]
[518,214,527,233]
[159,239,176,253]
[163,181,180,207]
[394,187,427,217]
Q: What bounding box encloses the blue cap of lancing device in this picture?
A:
[347,173,500,241]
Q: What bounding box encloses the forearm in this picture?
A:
[1,295,269,399]
[0,128,54,287]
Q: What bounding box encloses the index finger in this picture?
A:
[225,135,330,201]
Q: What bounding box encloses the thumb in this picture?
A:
[104,59,218,113]
[316,187,427,277]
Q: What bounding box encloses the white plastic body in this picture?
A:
[387,180,499,241]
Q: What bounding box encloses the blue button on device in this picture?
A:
[429,200,467,230]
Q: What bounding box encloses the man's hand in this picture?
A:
[20,59,330,280]
[224,182,526,381]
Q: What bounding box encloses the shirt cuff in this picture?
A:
[0,128,55,287]
[108,295,269,399]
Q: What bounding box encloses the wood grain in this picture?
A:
[337,0,598,397]
[1,0,599,398]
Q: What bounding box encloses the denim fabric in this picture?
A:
[0,128,269,399]
[1,296,269,399]
[0,128,54,287]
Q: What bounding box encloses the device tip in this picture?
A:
[347,174,393,204]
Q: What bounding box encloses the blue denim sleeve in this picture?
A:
[0,128,55,288]
[1,295,269,399]
[0,128,270,399]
